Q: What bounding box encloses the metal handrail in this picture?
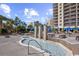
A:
[27,39,52,56]
[28,39,44,55]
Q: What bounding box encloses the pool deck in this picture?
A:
[0,34,79,56]
[0,35,44,56]
[48,33,79,56]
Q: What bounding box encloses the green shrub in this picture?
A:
[15,25,26,33]
[0,28,8,34]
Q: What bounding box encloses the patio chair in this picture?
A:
[76,36,79,41]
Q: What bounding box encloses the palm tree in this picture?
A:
[14,17,27,33]
[0,15,11,29]
[5,19,14,33]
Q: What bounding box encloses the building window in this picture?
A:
[60,17,62,19]
[60,4,62,6]
[60,24,62,26]
[60,13,62,16]
[60,7,62,9]
[60,20,62,22]
[60,10,61,12]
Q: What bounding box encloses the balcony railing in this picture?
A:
[70,13,76,15]
[64,10,70,13]
[64,3,70,7]
[70,15,76,18]
[70,9,76,12]
[64,6,70,10]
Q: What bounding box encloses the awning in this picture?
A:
[64,28,79,31]
[64,28,71,31]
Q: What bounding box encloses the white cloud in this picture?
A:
[24,8,29,15]
[24,8,39,18]
[49,9,53,13]
[0,4,11,18]
[0,4,11,14]
[7,14,11,17]
[30,9,39,16]
[46,12,49,15]
[15,14,18,17]
[46,9,53,15]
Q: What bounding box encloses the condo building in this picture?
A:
[47,19,54,27]
[53,3,79,31]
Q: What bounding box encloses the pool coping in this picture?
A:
[19,36,73,56]
[30,37,73,56]
[19,37,50,56]
[48,37,79,56]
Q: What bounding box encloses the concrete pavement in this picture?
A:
[0,35,44,56]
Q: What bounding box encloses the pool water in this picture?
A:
[21,36,72,56]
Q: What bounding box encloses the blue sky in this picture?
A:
[0,3,53,24]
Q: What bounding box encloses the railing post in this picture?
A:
[34,26,38,38]
[38,25,42,39]
[43,25,48,40]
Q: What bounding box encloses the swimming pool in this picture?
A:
[20,36,72,56]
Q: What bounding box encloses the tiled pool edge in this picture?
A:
[19,36,73,56]
[19,38,49,56]
[30,37,73,56]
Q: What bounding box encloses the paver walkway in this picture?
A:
[0,35,44,56]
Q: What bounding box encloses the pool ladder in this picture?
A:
[27,39,52,56]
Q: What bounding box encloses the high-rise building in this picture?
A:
[53,3,79,31]
[47,19,54,27]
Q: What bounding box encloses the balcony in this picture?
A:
[64,19,69,22]
[77,19,79,22]
[70,22,76,26]
[70,16,76,19]
[64,16,70,18]
[70,4,76,8]
[71,3,76,5]
[64,6,70,10]
[77,23,79,26]
[77,7,79,10]
[77,10,79,13]
[54,20,58,23]
[64,10,70,14]
[64,21,70,24]
[70,20,76,22]
[53,4,58,8]
[53,7,58,10]
[64,8,69,11]
[64,13,70,16]
[53,17,58,20]
[53,15,58,17]
[64,23,70,26]
[53,12,58,14]
[71,8,76,12]
[64,3,70,7]
[70,13,76,15]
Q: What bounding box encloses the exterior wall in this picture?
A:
[53,3,79,30]
[58,3,64,29]
[53,3,58,28]
[53,3,64,29]
[64,3,76,28]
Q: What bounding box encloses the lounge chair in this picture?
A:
[5,35,10,38]
[59,34,67,39]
